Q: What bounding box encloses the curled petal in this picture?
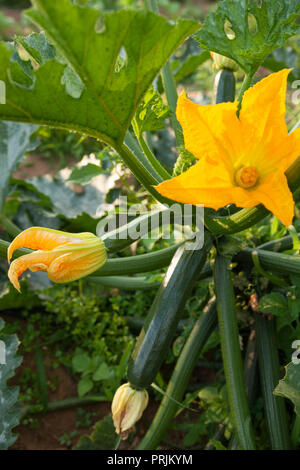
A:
[8,251,57,292]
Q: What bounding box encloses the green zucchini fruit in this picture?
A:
[127,236,211,390]
[214,69,236,104]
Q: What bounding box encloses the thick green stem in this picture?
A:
[237,69,255,116]
[255,314,291,449]
[124,130,161,181]
[214,254,256,450]
[87,275,160,290]
[137,298,218,450]
[116,143,174,205]
[0,215,21,237]
[258,233,300,252]
[22,395,108,415]
[234,247,300,278]
[133,120,171,180]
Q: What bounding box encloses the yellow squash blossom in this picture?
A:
[155,69,300,227]
[7,227,107,292]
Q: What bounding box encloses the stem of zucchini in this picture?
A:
[254,313,291,449]
[214,254,256,450]
[237,68,256,116]
[234,247,300,278]
[137,298,218,450]
[124,131,162,182]
[0,215,21,237]
[132,118,172,180]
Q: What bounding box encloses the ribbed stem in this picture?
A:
[214,254,256,449]
[0,215,21,237]
[234,247,300,278]
[137,298,218,449]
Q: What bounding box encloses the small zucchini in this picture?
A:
[127,237,210,390]
[214,69,236,104]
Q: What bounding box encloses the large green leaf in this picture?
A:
[275,362,300,418]
[196,0,300,73]
[0,0,198,148]
[0,318,22,450]
[0,121,37,210]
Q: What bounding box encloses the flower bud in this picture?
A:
[7,227,107,291]
[111,383,148,438]
[210,52,238,71]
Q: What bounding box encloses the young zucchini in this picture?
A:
[214,69,236,104]
[127,236,211,390]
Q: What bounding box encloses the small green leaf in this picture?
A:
[258,292,288,317]
[72,353,91,372]
[275,362,300,418]
[67,163,103,185]
[210,439,227,450]
[93,362,113,381]
[78,377,93,397]
[196,0,300,72]
[135,87,171,134]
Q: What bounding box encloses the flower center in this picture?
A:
[235,166,259,189]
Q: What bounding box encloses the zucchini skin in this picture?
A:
[215,69,236,104]
[127,238,210,390]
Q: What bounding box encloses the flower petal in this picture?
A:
[47,247,107,283]
[155,159,235,208]
[240,69,290,145]
[8,251,57,292]
[249,171,294,227]
[7,227,83,263]
[176,91,239,166]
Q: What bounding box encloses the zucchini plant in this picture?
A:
[1,0,300,451]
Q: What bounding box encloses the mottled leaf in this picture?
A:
[196,0,300,72]
[0,0,198,148]
[275,362,300,418]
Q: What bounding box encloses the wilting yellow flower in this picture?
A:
[155,69,300,227]
[7,227,107,292]
[111,383,149,438]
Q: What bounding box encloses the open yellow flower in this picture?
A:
[155,69,300,227]
[7,227,107,292]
